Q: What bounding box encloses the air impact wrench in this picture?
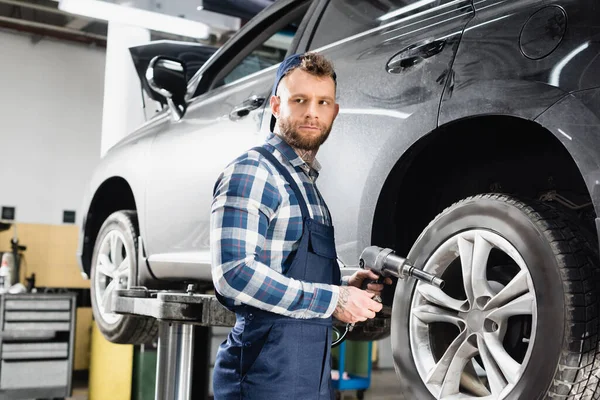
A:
[359,246,445,289]
[332,246,445,347]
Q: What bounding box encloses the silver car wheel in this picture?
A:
[409,229,537,400]
[93,230,131,325]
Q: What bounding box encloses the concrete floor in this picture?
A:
[67,368,405,400]
[343,368,404,400]
[364,369,404,399]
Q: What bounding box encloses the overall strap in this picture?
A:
[252,146,310,219]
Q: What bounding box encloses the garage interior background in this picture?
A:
[0,1,395,399]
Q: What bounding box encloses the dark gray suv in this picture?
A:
[77,0,600,398]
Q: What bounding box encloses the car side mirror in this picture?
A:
[146,56,188,121]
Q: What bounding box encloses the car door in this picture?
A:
[296,0,475,265]
[144,0,316,282]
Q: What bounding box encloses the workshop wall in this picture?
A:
[0,222,87,288]
[0,30,105,226]
[0,31,105,375]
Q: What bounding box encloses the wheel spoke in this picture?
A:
[116,257,130,284]
[477,335,508,396]
[485,270,529,311]
[482,332,520,384]
[439,335,479,397]
[97,254,114,278]
[413,304,465,328]
[426,330,468,386]
[417,284,469,312]
[102,279,117,312]
[110,233,122,266]
[458,235,475,307]
[471,235,495,305]
[487,292,534,322]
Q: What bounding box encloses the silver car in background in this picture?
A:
[78,0,600,398]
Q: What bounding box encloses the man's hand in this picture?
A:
[332,286,383,324]
[346,269,393,298]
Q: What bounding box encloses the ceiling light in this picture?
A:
[58,0,210,39]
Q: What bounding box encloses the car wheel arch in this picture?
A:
[370,113,596,291]
[81,176,140,277]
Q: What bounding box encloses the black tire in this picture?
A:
[90,210,158,344]
[392,194,600,399]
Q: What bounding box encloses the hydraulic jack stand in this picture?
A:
[111,285,236,400]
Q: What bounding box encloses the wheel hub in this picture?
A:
[466,309,485,332]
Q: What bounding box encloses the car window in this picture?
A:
[310,0,443,49]
[212,14,306,89]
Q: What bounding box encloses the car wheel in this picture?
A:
[392,193,600,399]
[90,210,157,344]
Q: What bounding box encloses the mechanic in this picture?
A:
[210,52,392,399]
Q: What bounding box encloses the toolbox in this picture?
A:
[0,293,77,400]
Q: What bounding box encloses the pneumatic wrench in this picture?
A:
[359,246,444,289]
[331,246,444,347]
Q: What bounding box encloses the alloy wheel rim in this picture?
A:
[94,230,131,325]
[409,229,537,399]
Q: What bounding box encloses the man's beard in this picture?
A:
[278,117,332,151]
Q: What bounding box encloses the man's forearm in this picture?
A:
[213,258,339,319]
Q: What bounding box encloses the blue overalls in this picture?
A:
[213,145,340,400]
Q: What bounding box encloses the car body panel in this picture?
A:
[144,69,275,281]
[76,0,311,279]
[439,0,600,214]
[470,0,600,94]
[140,0,314,282]
[534,87,600,217]
[75,116,166,274]
[440,0,600,124]
[141,0,476,279]
[76,0,600,288]
[303,0,475,266]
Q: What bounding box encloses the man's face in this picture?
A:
[271,68,339,151]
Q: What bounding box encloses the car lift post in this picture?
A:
[111,285,236,400]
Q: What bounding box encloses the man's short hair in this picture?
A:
[278,52,337,94]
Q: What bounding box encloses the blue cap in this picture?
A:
[271,53,303,97]
[269,53,337,132]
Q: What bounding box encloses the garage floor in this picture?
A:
[66,368,403,399]
[364,369,403,399]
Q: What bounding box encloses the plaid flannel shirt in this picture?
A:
[210,132,342,319]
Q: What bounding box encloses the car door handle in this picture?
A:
[229,96,266,121]
[387,39,447,74]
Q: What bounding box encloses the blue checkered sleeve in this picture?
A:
[210,154,339,319]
